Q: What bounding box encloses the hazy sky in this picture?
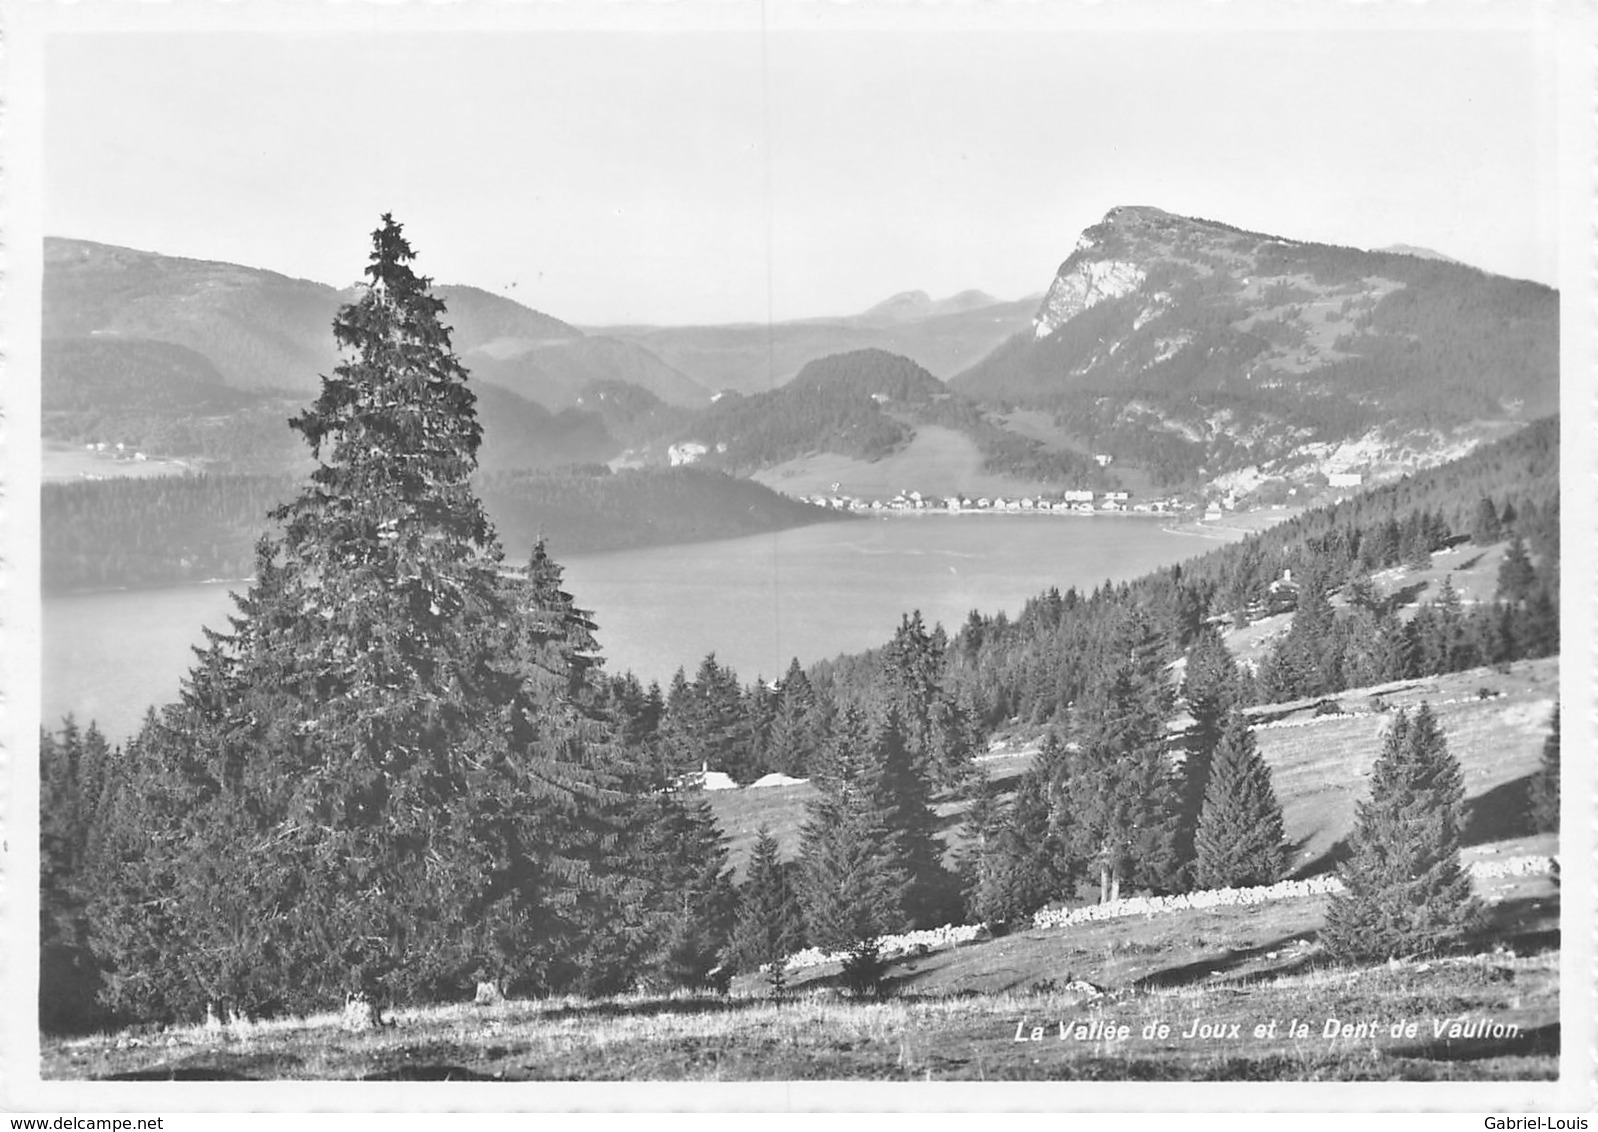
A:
[41,7,1562,326]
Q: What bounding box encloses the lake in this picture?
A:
[43,514,1241,742]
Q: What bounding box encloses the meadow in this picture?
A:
[710,655,1558,879]
[43,876,1557,1082]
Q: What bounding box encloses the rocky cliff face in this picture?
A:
[1033,254,1146,339]
[955,206,1558,492]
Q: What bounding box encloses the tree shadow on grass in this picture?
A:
[1387,1022,1559,1064]
[1289,836,1349,881]
[1470,894,1561,955]
[1462,774,1537,847]
[1385,581,1431,611]
[102,1066,262,1081]
[1129,931,1321,991]
[532,993,772,1025]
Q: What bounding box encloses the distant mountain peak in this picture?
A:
[855,288,1004,326]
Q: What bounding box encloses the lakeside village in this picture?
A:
[801,486,1162,516]
[793,486,1314,522]
[788,468,1368,523]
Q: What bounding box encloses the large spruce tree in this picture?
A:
[1192,710,1287,889]
[1322,704,1483,962]
[90,217,629,1021]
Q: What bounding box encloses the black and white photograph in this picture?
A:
[3,0,1592,1113]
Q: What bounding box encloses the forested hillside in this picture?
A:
[931,414,1559,730]
[472,382,621,472]
[476,465,852,559]
[42,464,850,593]
[673,348,1109,485]
[44,238,345,395]
[41,336,311,472]
[42,474,296,591]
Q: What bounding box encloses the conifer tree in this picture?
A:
[731,827,804,992]
[1469,496,1503,546]
[1496,535,1537,604]
[40,720,115,1032]
[954,769,1004,921]
[1527,706,1559,834]
[1258,571,1339,701]
[630,786,737,991]
[1322,704,1483,962]
[90,217,630,1020]
[880,611,977,793]
[1176,625,1244,880]
[875,708,959,927]
[609,672,665,754]
[1343,569,1381,615]
[798,708,909,994]
[661,654,754,782]
[965,735,1077,923]
[744,677,780,778]
[1193,711,1287,889]
[87,709,216,1021]
[489,541,644,998]
[765,658,826,777]
[1063,653,1182,902]
[1518,583,1560,659]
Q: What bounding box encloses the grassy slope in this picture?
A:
[709,656,1559,882]
[45,893,1557,1081]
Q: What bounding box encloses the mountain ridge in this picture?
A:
[952,205,1557,489]
[43,209,1557,503]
